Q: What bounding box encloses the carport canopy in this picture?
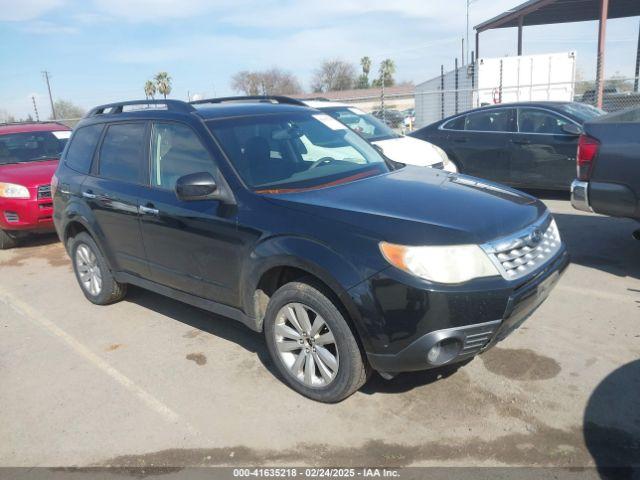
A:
[474,0,640,107]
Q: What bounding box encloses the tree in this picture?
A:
[49,100,85,119]
[355,56,373,89]
[231,68,302,96]
[311,59,357,93]
[0,109,15,123]
[372,58,396,88]
[144,80,157,100]
[154,72,172,99]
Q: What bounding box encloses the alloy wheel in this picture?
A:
[274,302,339,388]
[75,244,103,296]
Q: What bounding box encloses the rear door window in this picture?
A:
[98,123,146,183]
[465,109,516,132]
[64,124,103,173]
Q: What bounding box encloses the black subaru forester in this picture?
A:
[53,96,568,402]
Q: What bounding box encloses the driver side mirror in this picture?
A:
[562,123,582,136]
[175,172,218,201]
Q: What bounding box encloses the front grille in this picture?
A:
[4,211,19,223]
[482,215,562,282]
[37,184,51,199]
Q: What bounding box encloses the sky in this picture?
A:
[0,0,638,119]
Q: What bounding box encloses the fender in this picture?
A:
[241,235,372,349]
[60,198,118,269]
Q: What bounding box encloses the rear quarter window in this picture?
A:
[64,124,103,173]
[443,116,465,130]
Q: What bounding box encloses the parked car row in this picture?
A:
[5,94,635,402]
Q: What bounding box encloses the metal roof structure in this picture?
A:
[475,0,639,32]
[473,0,640,108]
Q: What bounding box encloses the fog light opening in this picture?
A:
[427,338,462,366]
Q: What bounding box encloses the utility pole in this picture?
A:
[31,96,40,122]
[42,71,56,120]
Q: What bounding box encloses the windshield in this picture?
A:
[0,130,70,165]
[207,111,392,191]
[321,106,399,142]
[559,103,605,122]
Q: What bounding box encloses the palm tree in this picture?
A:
[154,72,172,99]
[144,80,156,100]
[360,56,371,77]
[379,59,396,87]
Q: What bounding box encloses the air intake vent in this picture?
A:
[4,211,19,223]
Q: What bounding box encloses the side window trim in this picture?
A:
[94,120,150,185]
[148,120,217,191]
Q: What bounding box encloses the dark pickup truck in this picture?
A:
[571,108,640,232]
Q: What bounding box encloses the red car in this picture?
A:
[0,122,71,249]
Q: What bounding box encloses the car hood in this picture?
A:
[263,166,547,246]
[373,136,443,167]
[0,159,58,188]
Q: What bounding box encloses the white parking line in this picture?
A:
[0,286,199,437]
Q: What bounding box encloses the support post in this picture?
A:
[455,58,459,114]
[475,31,480,60]
[635,18,640,92]
[440,65,445,120]
[595,0,609,109]
[517,16,524,56]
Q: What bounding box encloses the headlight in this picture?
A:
[0,182,30,199]
[379,242,499,284]
[431,144,458,173]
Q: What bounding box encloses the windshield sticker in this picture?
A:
[52,131,71,139]
[313,114,347,130]
[348,107,365,115]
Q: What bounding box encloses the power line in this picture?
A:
[42,71,56,120]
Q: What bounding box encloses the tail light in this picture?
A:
[51,173,59,197]
[576,134,599,181]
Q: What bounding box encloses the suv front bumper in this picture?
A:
[359,247,569,373]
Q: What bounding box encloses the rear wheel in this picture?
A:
[69,232,127,305]
[0,229,18,250]
[264,279,368,402]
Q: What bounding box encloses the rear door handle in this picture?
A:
[139,205,159,215]
[510,139,531,145]
[452,137,468,143]
[82,191,97,199]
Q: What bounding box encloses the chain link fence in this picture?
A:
[415,74,640,129]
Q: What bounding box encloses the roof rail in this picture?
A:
[189,95,306,107]
[85,99,195,117]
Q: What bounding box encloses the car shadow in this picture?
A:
[360,361,471,395]
[13,232,60,248]
[123,286,279,378]
[552,212,640,279]
[583,359,640,478]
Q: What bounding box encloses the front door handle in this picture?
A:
[82,191,97,199]
[510,139,531,145]
[452,137,468,143]
[139,205,159,215]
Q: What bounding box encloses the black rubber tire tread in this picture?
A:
[264,277,368,403]
[0,229,18,250]
[68,232,127,305]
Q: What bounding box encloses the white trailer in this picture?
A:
[476,51,577,106]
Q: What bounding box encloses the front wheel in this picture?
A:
[0,229,18,250]
[264,279,369,403]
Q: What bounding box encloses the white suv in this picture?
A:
[303,100,457,172]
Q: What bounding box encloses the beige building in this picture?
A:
[293,85,414,113]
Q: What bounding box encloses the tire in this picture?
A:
[69,232,127,305]
[264,278,369,403]
[0,229,18,250]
